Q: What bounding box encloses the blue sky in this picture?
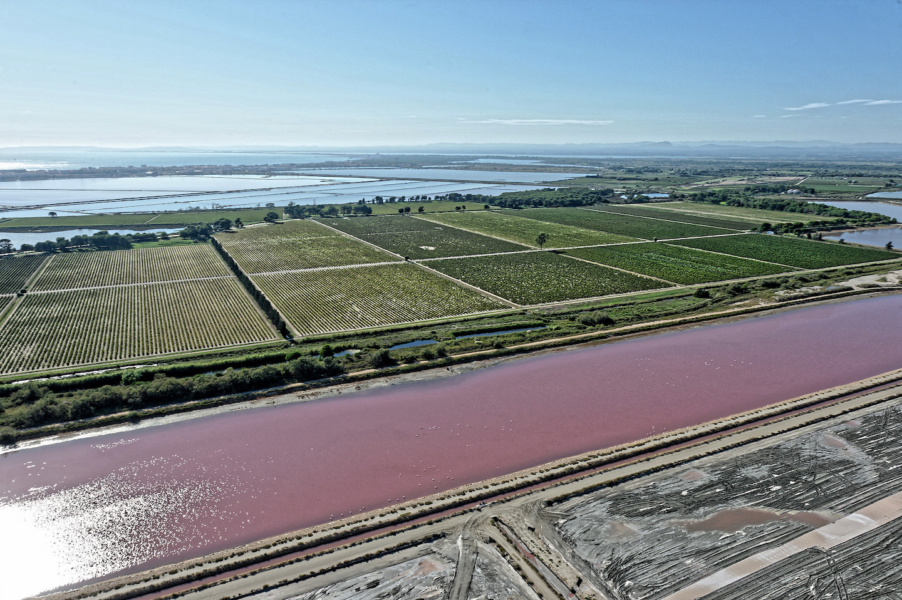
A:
[2,0,901,147]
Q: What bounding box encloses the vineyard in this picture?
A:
[0,279,278,374]
[319,215,527,258]
[566,242,792,284]
[216,220,396,273]
[427,252,670,305]
[415,211,635,248]
[651,202,842,224]
[591,204,754,230]
[252,263,505,336]
[670,233,898,269]
[31,245,231,291]
[0,253,47,294]
[513,207,736,240]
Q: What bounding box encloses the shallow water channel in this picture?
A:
[1,295,901,599]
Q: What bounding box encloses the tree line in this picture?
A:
[677,189,896,226]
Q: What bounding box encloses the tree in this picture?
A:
[48,211,57,218]
[887,241,895,251]
[264,211,280,223]
[535,233,548,249]
[234,217,244,228]
[213,218,232,231]
[418,206,425,213]
[0,239,12,254]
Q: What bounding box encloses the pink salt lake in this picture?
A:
[1,295,900,598]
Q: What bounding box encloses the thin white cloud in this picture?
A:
[784,103,830,111]
[837,99,872,104]
[459,118,614,126]
[780,114,801,119]
[751,114,766,118]
[865,100,902,105]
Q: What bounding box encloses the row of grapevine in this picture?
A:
[427,252,670,305]
[671,234,898,269]
[252,263,505,336]
[0,279,278,374]
[566,242,793,285]
[31,245,230,291]
[415,211,635,248]
[319,215,527,259]
[216,220,396,273]
[514,207,736,240]
[590,204,753,230]
[0,254,47,294]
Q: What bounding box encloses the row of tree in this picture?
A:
[683,190,896,226]
[0,230,160,253]
[0,356,345,430]
[210,236,292,338]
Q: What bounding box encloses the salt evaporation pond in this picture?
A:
[0,174,539,219]
[296,167,585,183]
[1,295,901,599]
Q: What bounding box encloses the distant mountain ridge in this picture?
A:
[2,142,901,159]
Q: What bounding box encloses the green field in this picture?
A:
[364,201,497,215]
[566,242,792,284]
[31,245,230,291]
[146,208,279,226]
[427,251,670,305]
[671,233,898,269]
[0,279,278,374]
[804,177,890,195]
[415,211,635,248]
[216,220,397,273]
[594,204,754,230]
[650,202,842,224]
[0,214,161,230]
[252,263,505,336]
[513,207,735,240]
[0,209,280,231]
[0,254,48,294]
[318,215,527,258]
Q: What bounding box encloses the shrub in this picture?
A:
[726,283,748,296]
[367,350,396,369]
[577,311,615,326]
[0,426,17,445]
